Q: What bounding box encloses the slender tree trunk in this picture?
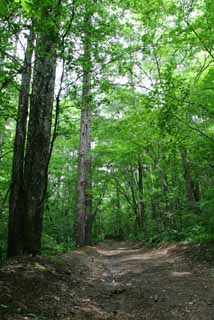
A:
[76,11,93,246]
[0,125,4,159]
[127,166,139,229]
[0,124,5,206]
[115,180,122,237]
[157,152,170,211]
[137,160,145,231]
[23,30,57,255]
[180,147,198,210]
[7,28,34,257]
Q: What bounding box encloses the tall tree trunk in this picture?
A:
[7,28,34,257]
[127,166,139,229]
[158,153,170,211]
[0,125,4,159]
[114,180,122,237]
[76,10,93,246]
[23,30,57,255]
[180,147,198,210]
[137,160,145,231]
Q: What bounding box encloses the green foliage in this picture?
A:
[14,0,32,13]
[0,0,214,256]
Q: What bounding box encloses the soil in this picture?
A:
[1,241,214,319]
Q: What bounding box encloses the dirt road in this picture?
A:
[1,241,214,319]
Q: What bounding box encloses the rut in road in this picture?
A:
[78,242,214,320]
[1,241,214,320]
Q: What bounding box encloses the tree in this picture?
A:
[0,0,213,255]
[8,1,60,256]
[76,4,93,246]
[8,25,35,257]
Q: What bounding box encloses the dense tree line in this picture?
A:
[0,0,213,257]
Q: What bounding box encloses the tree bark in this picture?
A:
[115,180,122,236]
[137,160,146,231]
[127,166,139,229]
[23,30,57,255]
[7,28,35,257]
[0,125,4,159]
[180,147,198,210]
[76,10,93,246]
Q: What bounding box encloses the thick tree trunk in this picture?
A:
[7,28,34,257]
[77,110,93,246]
[23,31,57,255]
[76,11,93,246]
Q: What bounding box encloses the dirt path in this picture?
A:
[1,241,214,319]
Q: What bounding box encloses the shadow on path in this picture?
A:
[1,241,214,319]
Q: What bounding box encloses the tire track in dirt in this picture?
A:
[1,241,214,319]
[76,242,214,319]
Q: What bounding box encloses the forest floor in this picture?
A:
[1,241,214,320]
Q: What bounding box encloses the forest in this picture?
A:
[1,0,214,257]
[0,0,214,318]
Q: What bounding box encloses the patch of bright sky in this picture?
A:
[13,2,205,112]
